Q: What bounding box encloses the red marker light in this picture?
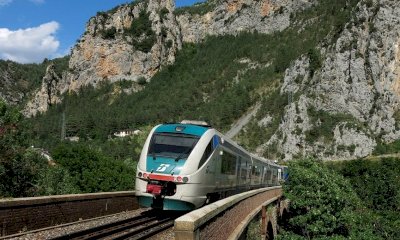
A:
[143,173,148,179]
[176,176,182,182]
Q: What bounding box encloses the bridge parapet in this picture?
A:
[174,186,283,240]
[0,191,137,237]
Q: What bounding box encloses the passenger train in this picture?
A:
[135,120,288,211]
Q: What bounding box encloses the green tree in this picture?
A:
[52,143,135,193]
[280,159,374,239]
[37,166,79,195]
[0,100,49,197]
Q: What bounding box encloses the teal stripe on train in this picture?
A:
[155,124,208,137]
[137,196,195,211]
[146,156,185,175]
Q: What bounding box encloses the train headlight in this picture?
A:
[138,172,142,178]
[182,177,189,183]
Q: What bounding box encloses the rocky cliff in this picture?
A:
[23,64,68,116]
[67,0,182,90]
[254,0,400,160]
[177,0,315,43]
[24,0,313,116]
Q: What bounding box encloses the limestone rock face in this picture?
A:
[67,0,182,91]
[177,0,316,43]
[24,64,68,117]
[257,0,400,160]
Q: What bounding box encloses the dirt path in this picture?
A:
[225,103,261,139]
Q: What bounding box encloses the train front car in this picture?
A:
[135,121,216,211]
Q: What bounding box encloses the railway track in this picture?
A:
[51,210,181,240]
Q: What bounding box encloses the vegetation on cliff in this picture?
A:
[0,56,69,105]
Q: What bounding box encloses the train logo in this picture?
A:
[156,164,170,172]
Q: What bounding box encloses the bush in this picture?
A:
[0,100,48,198]
[373,139,400,155]
[52,143,135,193]
[0,148,47,197]
[283,159,362,238]
[308,48,322,77]
[329,158,400,212]
[327,158,400,239]
[37,166,79,195]
[101,27,117,39]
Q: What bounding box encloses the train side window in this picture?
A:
[198,140,213,169]
[221,151,236,175]
[241,161,247,179]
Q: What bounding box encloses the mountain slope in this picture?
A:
[238,0,400,160]
[0,57,69,107]
[6,0,397,161]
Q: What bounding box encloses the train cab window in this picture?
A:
[198,140,213,169]
[148,133,199,159]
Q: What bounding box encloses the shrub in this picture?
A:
[101,27,117,39]
[308,48,322,77]
[137,76,147,85]
[283,159,363,238]
[37,166,79,195]
[52,143,136,193]
[327,158,400,239]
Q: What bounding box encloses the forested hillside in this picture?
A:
[29,0,360,154]
[2,0,399,161]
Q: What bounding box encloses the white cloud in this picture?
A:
[0,0,13,6]
[0,0,44,7]
[0,21,60,63]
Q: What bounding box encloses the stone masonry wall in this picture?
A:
[199,188,281,240]
[0,191,137,236]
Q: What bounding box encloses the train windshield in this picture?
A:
[148,133,199,159]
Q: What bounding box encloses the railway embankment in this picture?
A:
[0,191,137,237]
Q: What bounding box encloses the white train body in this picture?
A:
[135,121,287,211]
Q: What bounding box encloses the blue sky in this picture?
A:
[0,0,204,63]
